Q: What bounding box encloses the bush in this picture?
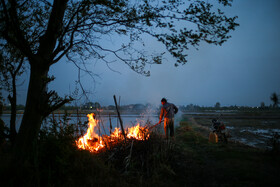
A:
[1,112,180,186]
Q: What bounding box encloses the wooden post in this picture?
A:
[113,95,126,142]
[117,96,121,129]
[98,119,101,142]
[109,114,112,135]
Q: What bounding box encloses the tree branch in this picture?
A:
[38,0,68,59]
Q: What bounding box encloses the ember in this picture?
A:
[76,113,150,152]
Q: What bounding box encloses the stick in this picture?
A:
[117,96,121,129]
[113,95,126,142]
[76,108,80,136]
[97,118,101,142]
[149,120,164,130]
[109,114,112,135]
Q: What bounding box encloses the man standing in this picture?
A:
[159,98,178,139]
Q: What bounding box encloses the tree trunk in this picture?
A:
[13,61,49,162]
[8,75,17,144]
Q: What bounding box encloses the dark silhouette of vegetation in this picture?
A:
[0,91,8,145]
[260,101,266,109]
[0,112,178,186]
[270,92,279,108]
[1,113,280,186]
[0,43,26,143]
[82,101,101,109]
[0,0,238,163]
[215,102,221,108]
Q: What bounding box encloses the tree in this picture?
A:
[94,102,101,109]
[214,102,221,109]
[0,0,238,162]
[260,102,265,109]
[270,93,279,108]
[0,88,7,144]
[0,43,26,143]
[83,102,95,109]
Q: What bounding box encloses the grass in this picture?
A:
[1,116,280,186]
[175,118,280,186]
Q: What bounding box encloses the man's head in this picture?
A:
[161,98,167,105]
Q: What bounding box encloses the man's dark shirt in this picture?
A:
[159,102,178,121]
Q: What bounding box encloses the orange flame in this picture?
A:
[127,124,149,140]
[76,113,149,152]
[76,113,105,152]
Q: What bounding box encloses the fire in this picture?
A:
[127,124,149,140]
[76,113,150,152]
[76,113,105,152]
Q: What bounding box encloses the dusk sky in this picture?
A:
[14,0,280,107]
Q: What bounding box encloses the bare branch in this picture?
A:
[0,0,34,59]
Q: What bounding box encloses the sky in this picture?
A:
[13,0,280,107]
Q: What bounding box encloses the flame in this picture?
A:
[111,127,122,139]
[76,113,150,152]
[127,124,149,140]
[76,113,105,152]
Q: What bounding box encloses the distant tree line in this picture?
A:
[179,104,280,112]
[2,100,279,113]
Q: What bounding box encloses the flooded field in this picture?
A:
[2,111,280,149]
[0,113,160,135]
[185,112,280,149]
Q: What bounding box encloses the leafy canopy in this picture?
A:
[0,0,238,76]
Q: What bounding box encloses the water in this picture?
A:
[0,113,160,134]
[1,113,24,131]
[226,125,280,149]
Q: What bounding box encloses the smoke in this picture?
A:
[138,102,183,129]
[140,102,183,129]
[174,110,184,128]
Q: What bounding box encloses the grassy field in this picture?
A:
[174,117,280,186]
[1,115,280,186]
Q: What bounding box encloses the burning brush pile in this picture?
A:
[75,113,176,177]
[76,113,151,152]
